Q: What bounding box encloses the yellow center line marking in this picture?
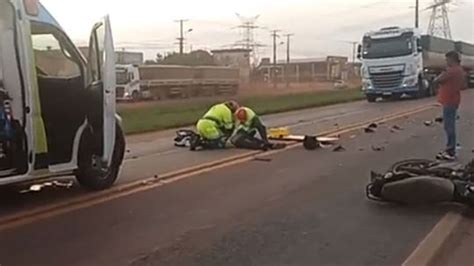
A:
[0,104,438,232]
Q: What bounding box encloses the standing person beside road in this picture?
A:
[435,51,467,161]
[231,106,285,151]
[191,101,240,151]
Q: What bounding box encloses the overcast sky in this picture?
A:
[41,0,474,60]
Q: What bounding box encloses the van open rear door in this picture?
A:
[2,0,42,176]
[87,16,116,167]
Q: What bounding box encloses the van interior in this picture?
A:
[31,21,88,168]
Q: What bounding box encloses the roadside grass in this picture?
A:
[119,89,364,135]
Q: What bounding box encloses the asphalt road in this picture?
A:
[0,95,438,217]
[0,91,473,266]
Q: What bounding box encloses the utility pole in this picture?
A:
[271,30,281,88]
[175,19,188,54]
[415,0,420,28]
[284,34,294,64]
[284,33,294,86]
[351,42,358,64]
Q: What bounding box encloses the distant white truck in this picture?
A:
[358,27,474,102]
[115,64,147,101]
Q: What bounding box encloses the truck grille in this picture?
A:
[370,71,403,89]
[117,87,125,98]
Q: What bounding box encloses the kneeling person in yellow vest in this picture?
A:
[191,101,240,151]
[231,107,285,150]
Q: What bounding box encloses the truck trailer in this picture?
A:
[358,27,474,102]
[115,65,240,101]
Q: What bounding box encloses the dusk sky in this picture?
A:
[41,0,474,60]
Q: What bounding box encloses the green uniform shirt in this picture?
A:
[203,103,234,131]
[237,107,257,131]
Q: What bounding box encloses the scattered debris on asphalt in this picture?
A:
[303,136,319,150]
[141,179,157,185]
[424,121,434,127]
[253,157,272,162]
[435,117,443,123]
[364,127,376,133]
[371,145,385,152]
[350,135,357,139]
[334,123,339,127]
[319,143,333,149]
[126,149,131,153]
[20,180,74,193]
[368,123,378,129]
[154,175,159,179]
[332,145,346,152]
[392,125,403,131]
[359,148,365,151]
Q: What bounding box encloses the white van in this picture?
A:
[0,0,125,190]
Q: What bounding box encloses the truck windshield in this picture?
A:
[116,70,129,85]
[362,35,413,59]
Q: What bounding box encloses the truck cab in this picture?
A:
[358,27,431,102]
[116,64,145,101]
[0,0,125,190]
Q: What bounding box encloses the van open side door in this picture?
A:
[86,16,116,167]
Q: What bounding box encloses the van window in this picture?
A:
[87,23,105,82]
[32,32,81,78]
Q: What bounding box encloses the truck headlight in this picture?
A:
[403,76,418,87]
[363,79,373,90]
[405,64,417,76]
[361,67,370,79]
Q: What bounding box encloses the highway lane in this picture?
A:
[0,94,440,217]
[0,93,472,266]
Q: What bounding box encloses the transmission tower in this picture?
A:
[427,0,452,39]
[234,13,265,66]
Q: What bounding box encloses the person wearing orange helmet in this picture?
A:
[231,106,281,150]
[191,101,240,151]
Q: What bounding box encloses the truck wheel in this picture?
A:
[132,91,140,101]
[468,74,474,89]
[418,78,431,97]
[366,95,377,103]
[75,124,126,191]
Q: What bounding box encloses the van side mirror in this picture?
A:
[357,44,362,59]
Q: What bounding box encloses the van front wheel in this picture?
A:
[75,124,126,191]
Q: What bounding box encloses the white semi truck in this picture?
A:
[116,64,145,101]
[358,27,474,102]
[0,0,125,190]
